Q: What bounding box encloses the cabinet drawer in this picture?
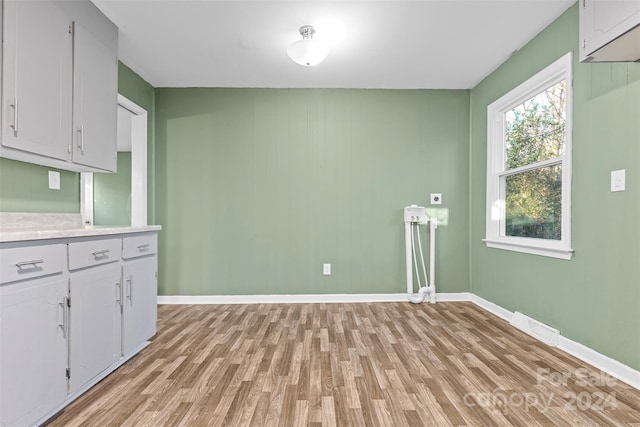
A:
[68,238,121,270]
[0,244,66,284]
[122,234,157,259]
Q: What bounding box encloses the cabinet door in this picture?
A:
[0,277,68,427]
[580,0,640,60]
[72,21,117,172]
[122,256,157,356]
[69,264,122,393]
[1,0,72,160]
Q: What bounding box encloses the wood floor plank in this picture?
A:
[320,396,337,427]
[44,302,640,426]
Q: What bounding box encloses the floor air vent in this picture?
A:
[510,311,560,346]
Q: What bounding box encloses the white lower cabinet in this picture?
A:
[0,275,69,427]
[0,231,158,426]
[122,256,157,356]
[68,264,122,393]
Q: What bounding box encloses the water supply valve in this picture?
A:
[404,205,427,224]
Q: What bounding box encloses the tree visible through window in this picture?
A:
[504,81,566,240]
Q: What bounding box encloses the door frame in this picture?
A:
[81,94,148,226]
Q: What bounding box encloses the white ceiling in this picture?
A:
[92,0,574,89]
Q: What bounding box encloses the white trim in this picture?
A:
[118,94,148,227]
[80,94,148,227]
[485,52,573,260]
[80,173,93,225]
[158,293,410,304]
[558,336,640,390]
[483,239,574,260]
[498,157,562,178]
[468,294,514,322]
[468,294,639,390]
[435,292,472,302]
[157,293,472,305]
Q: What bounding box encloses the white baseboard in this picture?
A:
[468,294,639,390]
[158,293,410,304]
[557,336,640,390]
[157,291,639,390]
[436,292,472,302]
[157,292,475,305]
[469,293,514,322]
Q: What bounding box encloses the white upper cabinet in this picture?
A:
[72,22,118,171]
[579,0,640,62]
[1,0,73,161]
[0,0,118,172]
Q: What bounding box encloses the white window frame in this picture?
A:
[484,52,573,260]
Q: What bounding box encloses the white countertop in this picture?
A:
[0,225,161,243]
[0,212,160,243]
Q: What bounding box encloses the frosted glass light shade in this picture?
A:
[287,39,329,66]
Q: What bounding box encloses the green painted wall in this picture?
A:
[155,88,470,296]
[469,5,640,370]
[94,151,131,226]
[0,159,79,212]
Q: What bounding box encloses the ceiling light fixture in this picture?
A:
[287,25,329,67]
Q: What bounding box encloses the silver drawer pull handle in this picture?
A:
[16,259,44,268]
[137,244,150,250]
[92,249,110,257]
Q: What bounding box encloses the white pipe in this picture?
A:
[407,222,428,304]
[407,286,428,304]
[428,218,437,303]
[405,217,437,304]
[411,224,421,289]
[405,221,414,297]
[416,222,429,291]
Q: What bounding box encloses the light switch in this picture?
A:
[48,171,60,190]
[323,263,331,275]
[611,169,625,192]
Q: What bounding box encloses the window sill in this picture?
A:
[483,238,574,260]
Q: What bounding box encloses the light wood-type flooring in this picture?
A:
[46,302,640,426]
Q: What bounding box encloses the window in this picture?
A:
[485,52,573,260]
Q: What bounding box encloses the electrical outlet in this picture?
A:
[323,263,331,275]
[430,193,442,205]
[48,171,60,190]
[611,169,625,192]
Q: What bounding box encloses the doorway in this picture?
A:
[81,94,148,226]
